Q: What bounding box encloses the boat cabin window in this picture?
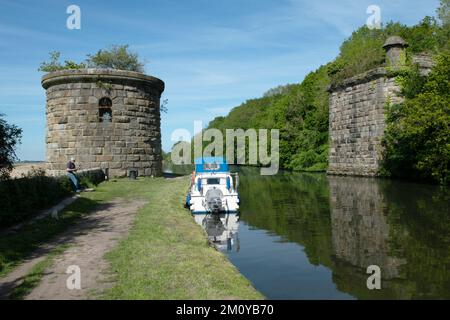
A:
[203,163,220,171]
[206,178,220,185]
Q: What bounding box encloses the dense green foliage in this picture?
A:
[39,45,145,73]
[380,1,450,184]
[204,1,449,178]
[0,168,105,228]
[206,65,330,171]
[382,54,450,184]
[0,170,72,227]
[329,17,449,84]
[0,114,22,180]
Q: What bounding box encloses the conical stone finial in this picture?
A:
[383,36,409,68]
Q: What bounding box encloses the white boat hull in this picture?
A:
[189,194,240,214]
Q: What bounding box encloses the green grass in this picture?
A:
[0,177,147,278]
[1,177,263,300]
[8,244,70,299]
[101,177,263,299]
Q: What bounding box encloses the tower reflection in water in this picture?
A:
[193,214,240,252]
[231,167,450,299]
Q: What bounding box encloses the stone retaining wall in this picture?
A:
[327,68,402,176]
[327,36,435,177]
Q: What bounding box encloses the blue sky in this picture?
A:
[0,0,440,160]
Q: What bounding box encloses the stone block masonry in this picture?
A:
[326,36,433,177]
[42,69,165,177]
[327,68,403,176]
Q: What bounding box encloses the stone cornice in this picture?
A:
[41,68,165,93]
[327,67,397,93]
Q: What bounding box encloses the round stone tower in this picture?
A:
[42,68,165,177]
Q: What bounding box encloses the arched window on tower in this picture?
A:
[99,97,112,123]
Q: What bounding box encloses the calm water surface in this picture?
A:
[186,166,449,299]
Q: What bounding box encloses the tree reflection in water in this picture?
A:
[232,167,449,299]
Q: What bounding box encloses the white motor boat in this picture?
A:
[186,157,240,214]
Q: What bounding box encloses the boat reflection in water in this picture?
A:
[193,213,240,252]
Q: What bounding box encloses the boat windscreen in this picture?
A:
[206,178,220,185]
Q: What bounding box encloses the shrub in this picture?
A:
[39,45,145,73]
[38,51,86,72]
[86,45,145,72]
[77,169,106,188]
[0,168,106,228]
[0,172,72,227]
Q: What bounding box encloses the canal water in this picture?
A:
[191,167,450,300]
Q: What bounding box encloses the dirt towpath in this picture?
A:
[0,198,147,300]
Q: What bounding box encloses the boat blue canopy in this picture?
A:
[194,157,229,173]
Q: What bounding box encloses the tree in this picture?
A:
[437,0,450,26]
[437,0,450,53]
[0,114,22,180]
[263,84,295,97]
[382,54,450,184]
[86,45,145,72]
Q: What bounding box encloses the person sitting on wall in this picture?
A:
[67,157,81,193]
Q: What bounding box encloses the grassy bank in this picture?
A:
[1,176,262,299]
[101,177,263,299]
